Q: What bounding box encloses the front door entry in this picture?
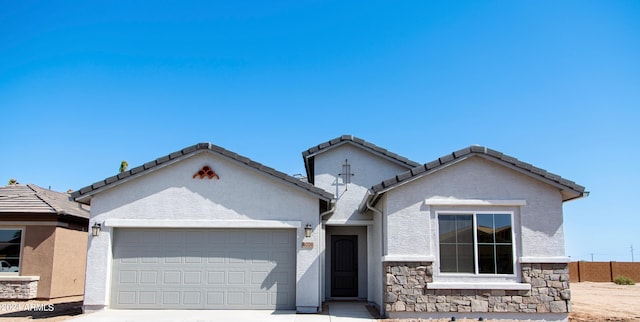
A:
[331,235,358,297]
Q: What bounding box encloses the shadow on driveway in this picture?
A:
[0,301,83,320]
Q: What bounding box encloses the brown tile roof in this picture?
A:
[302,135,421,183]
[0,184,89,219]
[365,145,586,206]
[72,142,334,204]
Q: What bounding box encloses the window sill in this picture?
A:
[0,276,40,282]
[382,255,435,262]
[427,282,531,290]
[520,256,571,263]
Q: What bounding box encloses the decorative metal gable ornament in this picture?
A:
[338,159,355,190]
[193,165,220,180]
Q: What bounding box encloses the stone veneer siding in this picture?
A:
[0,280,38,299]
[384,262,570,314]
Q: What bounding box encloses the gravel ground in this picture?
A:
[0,283,638,321]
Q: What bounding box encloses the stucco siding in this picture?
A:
[369,213,383,309]
[313,144,409,223]
[50,227,87,298]
[383,156,567,259]
[84,151,323,311]
[21,226,55,299]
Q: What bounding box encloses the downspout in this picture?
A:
[364,193,384,257]
[318,199,335,308]
[320,199,336,218]
[364,191,385,315]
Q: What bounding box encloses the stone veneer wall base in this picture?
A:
[384,262,570,317]
[0,279,39,300]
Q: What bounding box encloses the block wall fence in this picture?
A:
[569,262,640,283]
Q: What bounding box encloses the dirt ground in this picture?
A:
[569,282,640,322]
[0,283,638,321]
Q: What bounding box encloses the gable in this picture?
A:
[302,135,420,184]
[385,156,565,212]
[363,146,586,211]
[88,151,324,220]
[312,143,413,191]
[73,142,332,206]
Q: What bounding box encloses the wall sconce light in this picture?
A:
[304,224,313,238]
[91,222,102,237]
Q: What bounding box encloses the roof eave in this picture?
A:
[72,149,199,204]
[472,154,586,201]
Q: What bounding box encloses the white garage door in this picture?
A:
[111,228,296,309]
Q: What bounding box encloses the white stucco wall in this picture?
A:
[311,143,409,308]
[382,156,566,262]
[312,143,410,223]
[84,151,323,312]
[368,212,383,308]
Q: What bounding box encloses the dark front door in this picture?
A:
[331,235,358,297]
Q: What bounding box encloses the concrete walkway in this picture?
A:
[69,301,376,322]
[326,301,376,322]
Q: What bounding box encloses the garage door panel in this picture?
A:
[207,271,225,284]
[139,291,156,304]
[140,271,157,284]
[111,229,296,309]
[140,230,163,244]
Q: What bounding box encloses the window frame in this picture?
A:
[0,227,24,276]
[436,211,516,278]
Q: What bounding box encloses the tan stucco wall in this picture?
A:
[20,226,88,299]
[21,226,56,298]
[50,227,87,298]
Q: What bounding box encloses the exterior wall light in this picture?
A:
[91,222,102,237]
[304,224,313,238]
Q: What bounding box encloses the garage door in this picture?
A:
[111,228,296,309]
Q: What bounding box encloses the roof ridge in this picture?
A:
[303,134,421,166]
[27,184,62,213]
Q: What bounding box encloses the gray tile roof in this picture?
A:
[72,142,334,204]
[302,135,421,182]
[0,184,89,219]
[368,145,586,203]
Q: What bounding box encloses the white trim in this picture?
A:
[382,255,435,262]
[104,219,302,229]
[426,282,531,290]
[425,198,527,206]
[0,275,39,282]
[520,256,571,264]
[324,219,374,226]
[435,211,517,278]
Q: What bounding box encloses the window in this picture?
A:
[0,229,22,274]
[438,213,514,275]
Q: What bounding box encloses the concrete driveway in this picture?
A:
[69,301,376,322]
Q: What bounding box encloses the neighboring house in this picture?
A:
[0,184,89,299]
[72,135,586,321]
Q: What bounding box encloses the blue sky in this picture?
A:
[1,1,638,262]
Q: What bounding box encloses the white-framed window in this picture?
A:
[437,212,515,275]
[0,228,23,275]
